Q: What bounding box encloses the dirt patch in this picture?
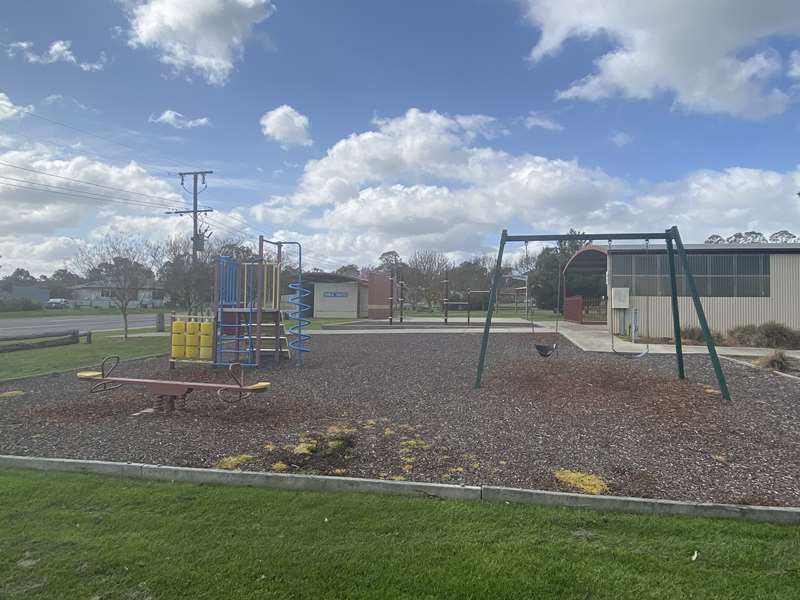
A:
[1,332,799,506]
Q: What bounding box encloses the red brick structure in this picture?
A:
[367,272,395,319]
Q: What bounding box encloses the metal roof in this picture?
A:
[607,243,800,254]
[301,272,367,284]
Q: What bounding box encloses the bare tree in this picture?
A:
[74,234,154,340]
[406,250,452,310]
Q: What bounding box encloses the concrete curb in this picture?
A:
[481,486,800,524]
[1,455,798,524]
[0,455,479,501]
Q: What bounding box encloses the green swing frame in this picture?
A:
[474,226,731,400]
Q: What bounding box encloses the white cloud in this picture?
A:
[523,111,563,131]
[247,108,800,269]
[149,109,211,129]
[126,0,275,85]
[259,104,312,148]
[610,130,633,147]
[0,92,33,120]
[789,50,800,80]
[43,94,92,111]
[521,0,800,119]
[6,40,107,71]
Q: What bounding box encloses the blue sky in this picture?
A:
[1,0,800,274]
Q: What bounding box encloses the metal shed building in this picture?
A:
[607,243,800,338]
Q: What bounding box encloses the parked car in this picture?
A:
[45,298,70,309]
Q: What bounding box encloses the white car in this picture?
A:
[45,298,70,309]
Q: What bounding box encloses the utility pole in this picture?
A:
[167,170,214,262]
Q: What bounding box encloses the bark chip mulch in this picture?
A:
[1,332,798,506]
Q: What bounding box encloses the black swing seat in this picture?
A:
[535,343,557,358]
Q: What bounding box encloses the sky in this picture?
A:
[2,0,800,275]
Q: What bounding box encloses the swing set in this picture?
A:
[475,226,731,400]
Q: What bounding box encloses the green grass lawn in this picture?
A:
[0,469,797,599]
[0,328,166,381]
[0,307,162,319]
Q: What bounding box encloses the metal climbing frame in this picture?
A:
[213,257,285,368]
[259,237,311,366]
[474,226,731,400]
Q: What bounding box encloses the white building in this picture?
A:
[563,244,800,338]
[70,281,168,309]
[303,273,369,319]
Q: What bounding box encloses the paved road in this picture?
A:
[0,313,158,336]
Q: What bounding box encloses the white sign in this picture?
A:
[611,287,630,309]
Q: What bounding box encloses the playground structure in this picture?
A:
[475,226,732,400]
[169,238,310,369]
[78,355,270,412]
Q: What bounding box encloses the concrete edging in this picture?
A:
[1,454,798,524]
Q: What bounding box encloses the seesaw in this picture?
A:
[78,356,270,412]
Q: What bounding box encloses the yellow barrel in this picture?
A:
[199,347,213,360]
[185,334,199,347]
[185,345,200,358]
[199,334,213,348]
[171,334,185,346]
[200,321,213,335]
[187,321,200,334]
[172,320,186,334]
[171,345,185,358]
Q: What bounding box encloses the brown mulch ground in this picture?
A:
[1,332,798,506]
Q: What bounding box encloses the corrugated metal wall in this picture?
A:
[608,254,800,337]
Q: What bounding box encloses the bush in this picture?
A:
[727,322,800,349]
[0,297,40,312]
[680,327,722,344]
[755,351,792,372]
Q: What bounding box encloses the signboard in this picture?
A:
[323,291,349,298]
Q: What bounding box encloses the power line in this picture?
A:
[0,159,185,207]
[25,111,199,173]
[0,179,182,211]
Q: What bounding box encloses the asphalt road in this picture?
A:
[0,313,158,336]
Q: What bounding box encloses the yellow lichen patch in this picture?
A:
[362,419,378,429]
[389,475,406,481]
[326,424,356,435]
[215,454,254,470]
[703,387,721,395]
[327,439,345,450]
[499,460,507,465]
[441,473,452,481]
[400,438,430,450]
[554,469,609,495]
[292,440,318,455]
[448,467,464,474]
[0,390,24,398]
[402,463,414,474]
[263,442,276,451]
[471,462,480,469]
[402,455,416,465]
[271,462,288,472]
[383,428,395,436]
[332,468,349,476]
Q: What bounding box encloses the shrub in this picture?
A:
[756,321,800,349]
[726,324,760,347]
[680,327,722,344]
[727,322,800,349]
[0,297,40,312]
[755,351,792,372]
